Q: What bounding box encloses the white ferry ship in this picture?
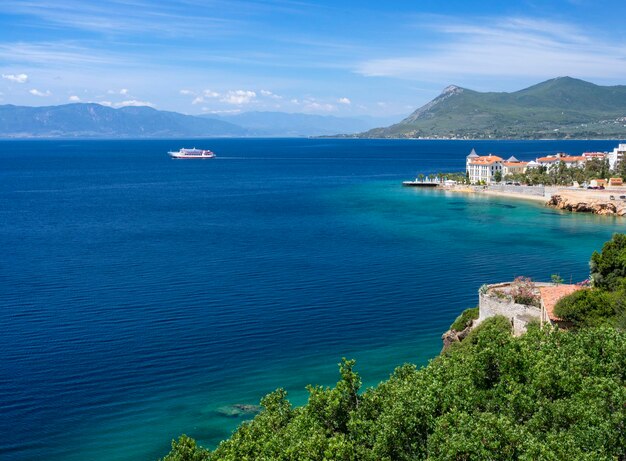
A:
[168,148,216,159]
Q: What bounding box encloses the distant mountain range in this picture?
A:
[0,104,400,138]
[359,77,626,139]
[0,103,247,138]
[206,111,400,137]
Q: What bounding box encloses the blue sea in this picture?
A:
[1,138,623,461]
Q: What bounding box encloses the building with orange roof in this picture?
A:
[466,149,504,184]
[539,284,583,328]
[536,153,586,171]
[502,156,528,177]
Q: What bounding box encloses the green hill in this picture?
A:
[360,77,626,139]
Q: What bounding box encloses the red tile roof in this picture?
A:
[469,155,503,165]
[537,156,560,163]
[540,285,583,322]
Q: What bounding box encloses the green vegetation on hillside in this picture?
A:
[360,77,626,139]
[162,320,626,461]
[161,234,626,461]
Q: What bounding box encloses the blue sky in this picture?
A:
[1,0,625,117]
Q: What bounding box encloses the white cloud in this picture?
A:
[260,89,282,99]
[202,108,242,114]
[2,73,29,83]
[338,97,351,105]
[303,100,336,112]
[115,99,154,107]
[179,89,194,95]
[221,90,256,105]
[290,98,300,104]
[107,88,130,95]
[97,99,153,108]
[29,88,51,97]
[68,95,81,102]
[355,16,626,81]
[191,90,220,105]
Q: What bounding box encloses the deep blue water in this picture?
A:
[0,138,624,461]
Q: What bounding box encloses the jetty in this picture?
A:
[402,176,441,187]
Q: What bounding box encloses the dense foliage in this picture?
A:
[555,233,626,329]
[161,318,626,461]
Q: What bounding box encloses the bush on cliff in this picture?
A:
[160,318,626,461]
[554,288,618,328]
[590,233,626,291]
[555,233,626,329]
[449,306,478,331]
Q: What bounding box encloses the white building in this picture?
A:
[466,150,504,184]
[609,144,626,171]
[536,153,586,171]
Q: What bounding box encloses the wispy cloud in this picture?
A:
[0,42,122,66]
[3,0,244,37]
[29,88,51,96]
[99,99,154,108]
[355,16,626,81]
[68,95,81,101]
[115,99,154,107]
[260,89,282,99]
[338,97,351,104]
[2,73,29,83]
[108,88,129,95]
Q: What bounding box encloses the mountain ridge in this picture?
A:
[359,77,626,139]
[0,104,402,138]
[0,103,247,138]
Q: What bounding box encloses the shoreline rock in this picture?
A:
[547,194,626,216]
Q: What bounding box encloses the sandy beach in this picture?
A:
[441,184,626,215]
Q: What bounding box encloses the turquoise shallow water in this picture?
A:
[0,138,623,460]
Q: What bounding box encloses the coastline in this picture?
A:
[439,184,626,215]
[440,185,548,204]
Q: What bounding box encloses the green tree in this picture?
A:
[160,435,209,461]
[551,274,564,285]
[590,233,626,290]
[493,171,502,183]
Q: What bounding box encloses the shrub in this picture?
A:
[510,276,540,307]
[553,288,617,327]
[450,307,479,331]
[590,233,626,290]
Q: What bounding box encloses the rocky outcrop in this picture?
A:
[441,322,473,351]
[547,194,626,216]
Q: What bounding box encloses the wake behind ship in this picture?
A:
[168,148,216,159]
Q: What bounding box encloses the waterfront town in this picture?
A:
[466,143,626,185]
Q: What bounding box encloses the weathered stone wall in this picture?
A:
[476,282,547,335]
